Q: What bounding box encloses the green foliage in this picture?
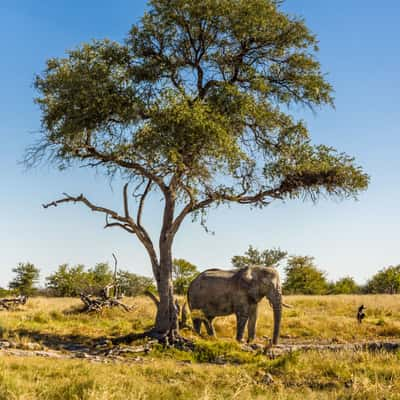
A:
[172,259,199,294]
[1,348,400,400]
[283,256,328,295]
[0,287,11,297]
[31,0,368,208]
[232,245,287,268]
[153,339,268,365]
[116,270,155,296]
[30,0,368,311]
[46,263,154,297]
[46,264,93,297]
[365,265,400,294]
[9,262,40,296]
[329,276,360,294]
[191,341,253,364]
[86,263,114,293]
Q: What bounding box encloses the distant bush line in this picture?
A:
[0,258,199,298]
[1,256,400,297]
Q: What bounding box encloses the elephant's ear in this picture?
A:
[236,266,253,286]
[236,265,256,287]
[236,266,262,300]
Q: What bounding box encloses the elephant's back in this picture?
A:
[189,268,236,289]
[197,268,236,279]
[187,268,236,310]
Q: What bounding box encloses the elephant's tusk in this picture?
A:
[282,303,293,308]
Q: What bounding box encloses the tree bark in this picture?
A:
[149,186,180,340]
[153,242,179,340]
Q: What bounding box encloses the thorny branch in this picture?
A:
[42,188,160,280]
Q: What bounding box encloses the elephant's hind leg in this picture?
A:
[204,317,215,337]
[193,318,202,335]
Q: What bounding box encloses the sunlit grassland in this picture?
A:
[1,295,400,343]
[1,295,400,399]
[1,350,400,399]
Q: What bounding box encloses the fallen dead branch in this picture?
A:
[0,295,28,310]
[79,293,134,313]
[79,253,134,313]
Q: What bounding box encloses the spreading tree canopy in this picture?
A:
[29,0,369,339]
[232,245,287,269]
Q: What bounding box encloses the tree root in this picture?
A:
[111,328,195,350]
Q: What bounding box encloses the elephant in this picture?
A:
[187,265,282,344]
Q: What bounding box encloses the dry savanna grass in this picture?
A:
[1,348,400,399]
[209,294,400,343]
[0,295,400,399]
[2,295,400,343]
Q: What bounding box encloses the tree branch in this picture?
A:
[104,214,135,234]
[190,187,281,213]
[144,289,160,308]
[170,184,195,236]
[137,179,152,228]
[123,183,130,219]
[43,191,161,280]
[43,193,125,220]
[80,145,168,195]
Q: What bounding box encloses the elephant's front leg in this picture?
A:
[235,311,249,342]
[247,303,258,343]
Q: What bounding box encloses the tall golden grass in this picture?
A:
[0,295,400,399]
[2,295,400,343]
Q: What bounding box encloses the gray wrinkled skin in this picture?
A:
[187,265,282,344]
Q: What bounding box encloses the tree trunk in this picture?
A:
[153,241,178,341]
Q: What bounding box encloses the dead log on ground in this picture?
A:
[0,295,28,310]
[79,293,133,313]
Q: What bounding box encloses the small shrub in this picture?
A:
[32,311,50,324]
[49,311,64,321]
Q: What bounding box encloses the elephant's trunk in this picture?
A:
[270,291,282,345]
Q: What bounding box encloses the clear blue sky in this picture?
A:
[1,0,399,287]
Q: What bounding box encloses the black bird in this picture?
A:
[357,305,366,324]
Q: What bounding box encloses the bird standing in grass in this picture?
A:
[357,305,366,324]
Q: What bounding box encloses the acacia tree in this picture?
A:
[46,264,88,297]
[330,276,360,294]
[365,266,400,294]
[283,256,328,295]
[9,262,40,296]
[117,270,155,296]
[29,0,368,339]
[232,245,287,269]
[172,258,199,294]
